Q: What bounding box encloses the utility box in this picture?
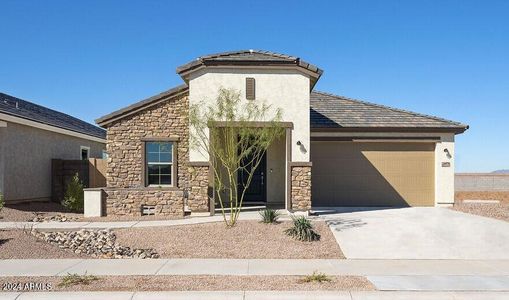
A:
[84,188,105,217]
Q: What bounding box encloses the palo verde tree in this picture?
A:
[189,88,285,227]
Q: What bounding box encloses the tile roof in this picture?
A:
[95,84,188,126]
[96,85,468,133]
[0,92,106,139]
[310,91,468,132]
[176,50,323,84]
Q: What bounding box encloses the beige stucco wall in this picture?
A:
[188,67,311,163]
[311,131,458,206]
[435,133,455,205]
[266,134,285,205]
[1,122,105,202]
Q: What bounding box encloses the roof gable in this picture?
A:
[310,91,468,133]
[0,92,106,139]
[176,50,323,89]
[95,84,188,127]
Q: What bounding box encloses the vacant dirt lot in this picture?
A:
[0,275,374,291]
[453,191,509,222]
[115,220,344,259]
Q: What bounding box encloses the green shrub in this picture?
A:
[300,271,332,283]
[284,216,321,242]
[0,193,4,213]
[62,173,84,212]
[58,273,99,287]
[259,208,281,224]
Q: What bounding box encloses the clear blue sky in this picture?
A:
[1,1,508,172]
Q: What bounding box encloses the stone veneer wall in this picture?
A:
[105,189,184,216]
[291,166,312,211]
[103,92,208,217]
[187,165,210,212]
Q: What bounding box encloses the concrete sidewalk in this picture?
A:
[2,259,509,292]
[1,259,509,277]
[1,291,509,300]
[0,212,266,230]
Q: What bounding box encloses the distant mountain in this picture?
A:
[492,169,509,174]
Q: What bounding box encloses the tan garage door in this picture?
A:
[311,142,435,207]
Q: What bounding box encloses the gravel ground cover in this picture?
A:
[0,275,374,291]
[0,230,83,259]
[0,202,82,222]
[452,191,509,222]
[115,220,345,259]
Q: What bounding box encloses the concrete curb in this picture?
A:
[1,291,509,300]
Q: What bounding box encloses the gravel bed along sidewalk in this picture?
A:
[0,229,83,259]
[0,275,374,291]
[115,220,345,259]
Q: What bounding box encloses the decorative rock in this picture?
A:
[30,229,159,259]
[30,213,80,223]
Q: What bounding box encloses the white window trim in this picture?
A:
[80,146,90,160]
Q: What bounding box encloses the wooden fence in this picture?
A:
[51,158,106,202]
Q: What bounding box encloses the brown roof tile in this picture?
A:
[310,91,468,133]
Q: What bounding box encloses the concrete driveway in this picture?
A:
[320,207,509,259]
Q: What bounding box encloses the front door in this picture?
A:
[238,150,267,203]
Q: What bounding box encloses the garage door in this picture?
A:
[311,142,435,207]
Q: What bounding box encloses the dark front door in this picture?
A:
[238,150,267,203]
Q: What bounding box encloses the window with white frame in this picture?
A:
[145,142,173,186]
[80,146,90,160]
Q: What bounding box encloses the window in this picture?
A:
[145,142,173,186]
[80,146,90,160]
[246,77,255,100]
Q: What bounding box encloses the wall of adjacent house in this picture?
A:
[310,131,458,206]
[0,122,6,198]
[2,122,104,202]
[188,67,311,163]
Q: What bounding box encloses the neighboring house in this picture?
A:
[0,93,106,203]
[95,50,468,217]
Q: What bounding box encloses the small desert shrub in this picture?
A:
[58,273,99,287]
[62,173,84,212]
[284,216,321,242]
[259,208,280,224]
[300,271,332,283]
[0,193,4,213]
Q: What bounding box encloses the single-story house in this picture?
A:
[94,50,468,217]
[0,92,106,203]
